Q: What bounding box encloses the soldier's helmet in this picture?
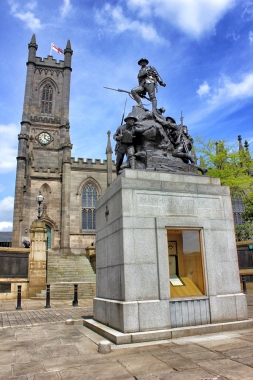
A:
[165,116,176,124]
[124,112,138,122]
[138,58,149,66]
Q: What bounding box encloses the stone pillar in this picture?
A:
[28,220,47,297]
[22,34,37,122]
[12,130,29,246]
[62,40,73,125]
[60,140,72,253]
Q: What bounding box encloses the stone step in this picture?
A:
[46,254,96,285]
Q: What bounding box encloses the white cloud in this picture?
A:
[226,31,240,41]
[0,196,14,230]
[60,0,72,18]
[8,0,42,31]
[197,81,210,97]
[127,0,235,38]
[249,31,253,44]
[242,1,253,21]
[0,124,19,173]
[194,73,253,125]
[95,4,167,44]
[209,73,253,105]
[0,222,13,232]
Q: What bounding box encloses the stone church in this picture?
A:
[12,35,116,253]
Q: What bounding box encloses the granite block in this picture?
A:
[130,329,172,343]
[107,264,125,300]
[155,226,170,299]
[209,295,237,323]
[123,227,157,264]
[138,300,171,331]
[235,293,248,320]
[124,263,159,301]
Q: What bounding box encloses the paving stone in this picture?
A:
[12,361,45,377]
[222,345,253,359]
[59,363,133,380]
[0,364,12,379]
[236,356,253,368]
[196,337,252,352]
[117,355,176,377]
[152,352,199,371]
[197,358,253,380]
[0,349,16,365]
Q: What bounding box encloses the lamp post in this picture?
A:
[36,192,44,220]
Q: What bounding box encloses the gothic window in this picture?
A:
[41,83,53,114]
[232,194,244,226]
[82,183,97,230]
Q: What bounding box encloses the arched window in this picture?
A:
[41,83,53,114]
[82,183,98,230]
[232,194,244,226]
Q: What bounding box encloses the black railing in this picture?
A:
[0,242,12,247]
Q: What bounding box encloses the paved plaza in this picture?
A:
[0,295,253,379]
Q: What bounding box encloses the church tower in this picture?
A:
[12,35,73,252]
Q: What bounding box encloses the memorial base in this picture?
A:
[83,317,253,345]
[90,170,248,342]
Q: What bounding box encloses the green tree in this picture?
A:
[242,192,253,222]
[194,137,253,241]
[194,137,253,195]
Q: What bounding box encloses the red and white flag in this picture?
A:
[51,43,63,54]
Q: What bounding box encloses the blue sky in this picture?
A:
[0,0,253,231]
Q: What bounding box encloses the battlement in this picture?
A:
[33,167,61,174]
[71,157,116,168]
[35,55,65,68]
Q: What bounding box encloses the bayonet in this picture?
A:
[121,98,127,125]
[104,87,150,101]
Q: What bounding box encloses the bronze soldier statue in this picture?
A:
[113,115,137,175]
[131,58,166,113]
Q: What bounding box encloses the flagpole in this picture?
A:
[50,43,53,56]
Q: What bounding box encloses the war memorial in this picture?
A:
[84,58,249,344]
[2,37,250,347]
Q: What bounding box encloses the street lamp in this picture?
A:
[36,191,44,220]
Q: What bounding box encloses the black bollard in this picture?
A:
[16,285,22,310]
[242,275,247,294]
[45,284,51,308]
[72,284,78,307]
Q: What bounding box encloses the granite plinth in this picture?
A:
[93,169,248,337]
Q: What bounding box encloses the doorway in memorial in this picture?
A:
[167,228,206,298]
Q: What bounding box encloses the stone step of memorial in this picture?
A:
[47,254,96,283]
[34,282,96,300]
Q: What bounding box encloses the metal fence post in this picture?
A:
[72,284,78,307]
[16,285,22,310]
[45,284,51,308]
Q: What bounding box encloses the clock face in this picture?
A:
[38,132,51,145]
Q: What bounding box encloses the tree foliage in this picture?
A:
[242,192,253,222]
[194,137,253,241]
[194,137,253,195]
[235,223,253,241]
